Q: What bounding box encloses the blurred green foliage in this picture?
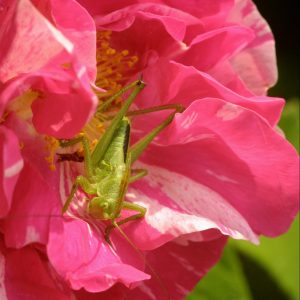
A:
[186,101,299,300]
[279,100,299,152]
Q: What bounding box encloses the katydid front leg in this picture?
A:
[62,175,95,213]
[60,135,94,213]
[129,104,184,163]
[59,135,93,177]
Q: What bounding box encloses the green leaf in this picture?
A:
[234,216,299,300]
[279,99,299,153]
[186,245,252,300]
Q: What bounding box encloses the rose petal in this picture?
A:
[0,127,23,218]
[137,59,283,127]
[228,0,278,94]
[0,241,71,300]
[135,99,299,238]
[40,0,97,81]
[0,0,73,83]
[47,217,150,292]
[75,283,127,300]
[0,68,97,138]
[124,161,258,249]
[128,236,227,300]
[177,25,255,71]
[3,116,61,248]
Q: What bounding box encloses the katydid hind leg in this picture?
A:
[105,202,171,300]
[62,182,79,213]
[126,103,184,117]
[97,79,142,114]
[129,104,184,163]
[104,201,146,244]
[129,169,148,183]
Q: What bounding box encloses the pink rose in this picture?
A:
[0,1,298,299]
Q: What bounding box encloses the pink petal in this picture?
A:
[3,160,60,248]
[134,99,299,239]
[36,0,97,81]
[207,60,255,96]
[137,59,283,127]
[47,217,150,292]
[162,0,234,28]
[3,116,61,248]
[1,68,97,138]
[0,0,98,138]
[228,0,278,94]
[176,25,255,71]
[80,0,233,29]
[30,71,97,138]
[75,284,127,300]
[128,237,227,300]
[0,0,73,83]
[0,127,23,218]
[0,241,71,300]
[95,3,197,41]
[77,0,138,16]
[124,163,258,249]
[95,4,198,69]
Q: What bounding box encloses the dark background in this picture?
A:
[253,1,300,98]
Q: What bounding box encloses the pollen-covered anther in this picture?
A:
[44,135,60,171]
[96,123,105,133]
[95,30,139,98]
[91,139,98,148]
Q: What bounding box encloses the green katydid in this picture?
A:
[59,79,184,244]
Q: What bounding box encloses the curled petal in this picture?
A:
[137,59,284,126]
[176,25,255,71]
[228,0,278,94]
[1,68,97,138]
[34,0,97,81]
[47,217,150,292]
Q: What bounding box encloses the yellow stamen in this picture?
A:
[44,136,60,171]
[95,30,139,100]
[78,30,139,154]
